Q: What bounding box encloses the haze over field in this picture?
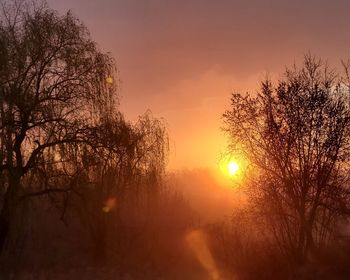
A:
[48,0,350,170]
[1,1,350,279]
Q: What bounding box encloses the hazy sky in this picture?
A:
[47,0,350,170]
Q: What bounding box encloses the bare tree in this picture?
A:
[0,0,117,253]
[71,112,169,264]
[223,55,350,264]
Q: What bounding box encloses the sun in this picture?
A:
[228,161,239,176]
[218,157,243,180]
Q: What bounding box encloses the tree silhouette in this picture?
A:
[224,55,350,264]
[0,0,117,253]
[70,112,168,264]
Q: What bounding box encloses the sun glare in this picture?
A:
[228,161,239,176]
[218,157,243,180]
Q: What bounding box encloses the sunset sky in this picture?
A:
[48,0,350,170]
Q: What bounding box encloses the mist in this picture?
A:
[1,1,350,280]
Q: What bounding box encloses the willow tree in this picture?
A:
[0,0,117,253]
[69,112,168,263]
[223,55,350,264]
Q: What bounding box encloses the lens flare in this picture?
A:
[186,229,220,280]
[102,197,116,213]
[106,76,113,84]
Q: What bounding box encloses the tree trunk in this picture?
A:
[93,220,107,266]
[0,213,9,253]
[0,170,21,255]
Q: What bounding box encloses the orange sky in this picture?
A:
[48,0,350,170]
